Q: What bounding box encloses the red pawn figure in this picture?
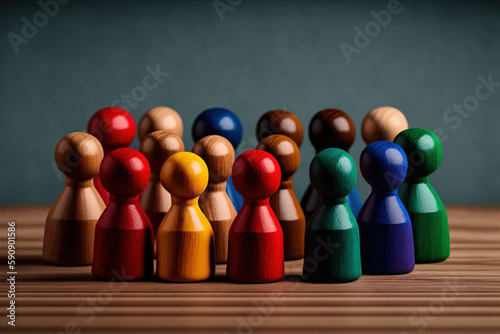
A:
[227,149,284,283]
[87,107,136,204]
[92,148,153,280]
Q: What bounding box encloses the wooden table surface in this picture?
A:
[0,205,499,334]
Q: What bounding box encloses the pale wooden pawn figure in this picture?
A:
[192,135,237,264]
[256,134,305,260]
[139,131,184,256]
[43,132,105,265]
[361,106,409,144]
[138,106,183,142]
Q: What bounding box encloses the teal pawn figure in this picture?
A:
[394,128,450,263]
[303,148,362,283]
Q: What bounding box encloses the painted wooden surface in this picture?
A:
[0,206,498,333]
[227,150,284,283]
[395,128,450,263]
[361,106,409,145]
[193,135,237,264]
[358,141,415,275]
[301,109,363,220]
[192,107,244,211]
[256,134,305,260]
[42,132,105,265]
[87,107,137,205]
[91,148,154,280]
[157,152,215,282]
[256,109,304,147]
[305,148,361,283]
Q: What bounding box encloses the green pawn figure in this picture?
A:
[394,128,450,263]
[303,148,362,283]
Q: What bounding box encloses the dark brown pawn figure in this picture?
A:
[192,135,237,264]
[43,132,105,265]
[256,109,304,147]
[139,131,184,256]
[301,109,362,221]
[257,134,305,260]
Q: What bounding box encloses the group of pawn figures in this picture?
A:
[42,105,450,283]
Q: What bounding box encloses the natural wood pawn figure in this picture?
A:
[157,152,215,282]
[394,128,450,263]
[138,106,183,142]
[303,148,361,282]
[192,135,237,264]
[91,148,154,280]
[361,106,408,144]
[256,134,305,260]
[256,109,304,147]
[140,131,184,253]
[43,132,105,265]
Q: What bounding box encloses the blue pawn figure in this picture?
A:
[192,108,243,211]
[357,141,415,275]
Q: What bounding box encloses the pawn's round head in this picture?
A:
[256,110,304,147]
[192,108,243,149]
[309,109,356,152]
[192,135,235,184]
[55,132,104,181]
[310,148,356,199]
[160,152,208,199]
[138,106,183,142]
[100,148,150,197]
[360,141,408,192]
[256,134,300,181]
[393,128,443,178]
[87,107,136,150]
[140,131,184,174]
[362,106,408,145]
[232,149,281,200]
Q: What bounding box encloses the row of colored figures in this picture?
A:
[42,106,450,283]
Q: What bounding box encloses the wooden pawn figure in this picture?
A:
[87,107,136,205]
[192,135,237,264]
[256,134,305,260]
[357,141,415,274]
[139,131,184,253]
[43,132,105,265]
[394,128,450,263]
[138,106,183,142]
[92,148,154,280]
[256,109,304,147]
[303,148,362,283]
[157,152,215,282]
[301,109,363,220]
[227,149,284,283]
[361,106,408,144]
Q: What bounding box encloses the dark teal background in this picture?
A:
[1,0,499,205]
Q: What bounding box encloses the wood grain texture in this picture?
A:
[193,135,237,264]
[228,150,284,283]
[42,132,105,265]
[138,106,183,142]
[361,106,409,145]
[256,109,304,147]
[157,152,215,282]
[395,128,450,263]
[256,134,305,260]
[0,206,499,333]
[92,148,154,281]
[301,109,363,221]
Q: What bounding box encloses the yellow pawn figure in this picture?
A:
[157,152,215,282]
